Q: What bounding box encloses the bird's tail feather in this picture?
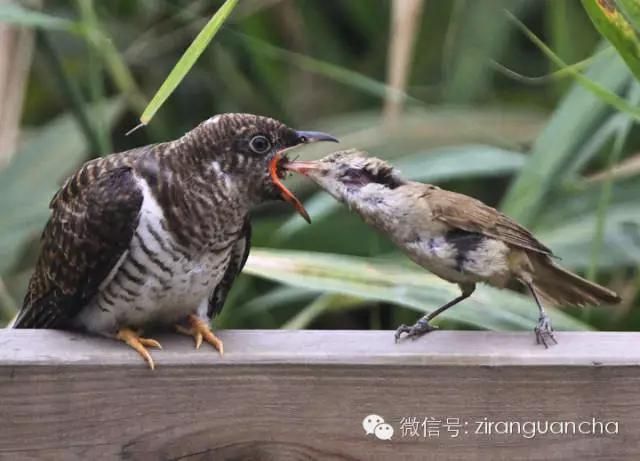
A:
[530,256,621,307]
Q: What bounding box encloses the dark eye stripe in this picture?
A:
[341,168,372,186]
[342,167,404,189]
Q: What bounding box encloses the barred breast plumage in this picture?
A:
[12,113,338,368]
[75,173,242,334]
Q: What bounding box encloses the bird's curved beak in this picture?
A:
[295,130,339,144]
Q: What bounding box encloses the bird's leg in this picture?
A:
[395,284,475,342]
[526,282,557,348]
[175,314,224,355]
[394,317,437,341]
[116,328,163,370]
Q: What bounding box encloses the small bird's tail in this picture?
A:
[530,256,621,307]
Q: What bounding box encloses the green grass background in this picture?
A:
[1,0,639,334]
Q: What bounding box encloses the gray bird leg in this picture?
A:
[395,283,475,342]
[526,282,557,348]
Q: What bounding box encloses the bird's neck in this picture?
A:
[345,186,394,229]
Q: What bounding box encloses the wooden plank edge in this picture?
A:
[1,329,639,368]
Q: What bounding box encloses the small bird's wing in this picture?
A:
[207,217,252,318]
[424,187,553,256]
[14,166,143,328]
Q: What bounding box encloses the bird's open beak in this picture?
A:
[267,131,337,223]
[282,160,326,176]
[269,153,311,223]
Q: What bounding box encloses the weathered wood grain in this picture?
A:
[0,330,639,460]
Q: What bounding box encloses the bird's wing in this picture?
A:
[424,187,553,255]
[14,166,143,328]
[207,217,252,318]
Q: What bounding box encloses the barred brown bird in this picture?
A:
[285,150,621,346]
[11,113,337,368]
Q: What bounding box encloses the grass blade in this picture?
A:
[235,32,417,104]
[490,47,612,84]
[230,286,318,326]
[75,6,148,118]
[37,31,104,156]
[75,0,111,155]
[588,82,640,279]
[617,0,640,33]
[138,0,239,127]
[443,0,527,102]
[501,43,631,225]
[537,205,640,270]
[244,248,591,332]
[582,0,640,81]
[282,293,362,330]
[507,11,640,120]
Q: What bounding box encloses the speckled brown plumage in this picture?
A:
[13,113,338,356]
[19,166,143,328]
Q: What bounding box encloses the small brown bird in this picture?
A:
[285,150,621,346]
[11,113,337,368]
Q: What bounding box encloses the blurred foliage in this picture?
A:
[0,0,638,334]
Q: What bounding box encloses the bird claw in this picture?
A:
[534,314,557,348]
[394,319,438,343]
[176,314,224,355]
[116,328,162,370]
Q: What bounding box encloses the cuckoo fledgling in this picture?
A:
[11,113,337,368]
[285,150,621,346]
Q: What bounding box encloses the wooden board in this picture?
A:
[0,330,638,460]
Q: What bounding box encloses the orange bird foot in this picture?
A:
[116,328,163,370]
[176,314,224,355]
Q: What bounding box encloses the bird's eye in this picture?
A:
[249,135,272,154]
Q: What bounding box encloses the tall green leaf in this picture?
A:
[589,82,640,278]
[618,0,640,33]
[235,32,416,104]
[244,249,591,332]
[501,45,631,225]
[136,0,239,127]
[582,0,640,81]
[282,293,363,330]
[443,0,528,102]
[507,13,640,120]
[538,205,640,269]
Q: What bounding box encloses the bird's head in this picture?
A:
[284,149,406,206]
[193,113,338,221]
